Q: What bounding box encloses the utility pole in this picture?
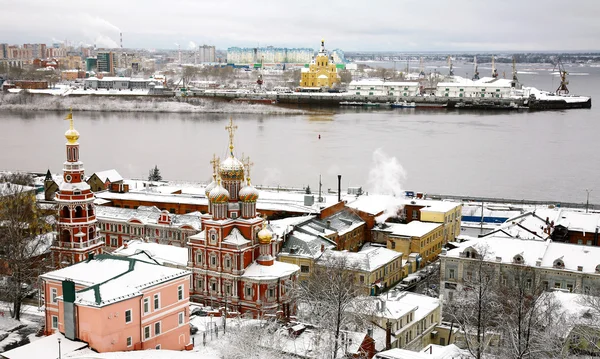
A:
[480,201,484,235]
[585,189,592,213]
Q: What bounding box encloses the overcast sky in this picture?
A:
[1,0,599,52]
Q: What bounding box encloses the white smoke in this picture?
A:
[95,35,119,48]
[188,41,197,50]
[261,167,282,186]
[79,14,121,48]
[367,148,407,223]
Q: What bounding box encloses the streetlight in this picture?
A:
[57,337,62,359]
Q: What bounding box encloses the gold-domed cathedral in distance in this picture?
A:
[50,110,104,268]
[300,39,340,90]
[188,118,299,319]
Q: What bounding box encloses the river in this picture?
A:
[0,62,598,204]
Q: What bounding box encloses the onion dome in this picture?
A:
[205,179,217,197]
[239,180,259,203]
[64,110,79,144]
[219,156,245,181]
[209,182,230,204]
[257,222,273,244]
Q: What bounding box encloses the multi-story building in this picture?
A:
[95,205,201,249]
[39,253,191,351]
[97,51,115,75]
[300,39,339,89]
[83,77,159,90]
[552,210,600,246]
[87,169,123,192]
[440,234,600,303]
[227,46,313,64]
[348,80,420,97]
[316,246,404,295]
[50,111,104,268]
[198,45,216,63]
[404,200,462,244]
[187,119,299,318]
[372,221,444,267]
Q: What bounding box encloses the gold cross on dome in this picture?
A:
[242,154,254,183]
[210,154,220,179]
[225,117,238,156]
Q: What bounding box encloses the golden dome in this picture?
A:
[220,156,244,181]
[209,182,230,203]
[257,222,272,244]
[64,110,79,144]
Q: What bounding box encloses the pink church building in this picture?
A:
[40,253,192,352]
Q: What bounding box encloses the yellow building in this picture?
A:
[373,221,444,267]
[300,39,339,89]
[419,202,462,244]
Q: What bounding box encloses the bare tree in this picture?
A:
[338,69,352,84]
[496,265,565,358]
[0,174,54,320]
[569,286,600,356]
[219,318,294,359]
[297,254,365,359]
[446,246,501,359]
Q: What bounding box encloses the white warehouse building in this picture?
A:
[435,77,518,98]
[348,80,420,97]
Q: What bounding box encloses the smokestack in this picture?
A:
[120,32,123,49]
[337,174,341,203]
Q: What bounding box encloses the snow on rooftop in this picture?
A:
[222,227,251,246]
[242,260,299,280]
[375,344,467,359]
[95,205,201,230]
[380,221,442,237]
[75,257,189,307]
[92,169,123,183]
[113,240,188,267]
[268,215,314,237]
[2,333,87,359]
[40,255,133,286]
[318,247,402,272]
[557,211,600,233]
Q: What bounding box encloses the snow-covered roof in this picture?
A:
[483,211,552,241]
[1,333,87,359]
[222,227,251,246]
[377,221,442,238]
[375,344,468,359]
[539,291,600,339]
[74,255,189,307]
[318,246,402,273]
[41,255,133,286]
[91,169,123,183]
[349,80,418,87]
[279,229,337,259]
[113,240,188,267]
[319,209,365,235]
[444,235,600,275]
[556,211,600,233]
[268,215,314,238]
[346,195,460,217]
[95,205,201,231]
[242,260,299,280]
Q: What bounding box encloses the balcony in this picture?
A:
[52,237,103,249]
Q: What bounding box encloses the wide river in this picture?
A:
[0,62,598,204]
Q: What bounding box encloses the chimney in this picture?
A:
[120,32,123,49]
[337,174,342,203]
[321,244,325,252]
[62,280,77,340]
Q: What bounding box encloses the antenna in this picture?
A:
[120,32,123,49]
[318,174,322,203]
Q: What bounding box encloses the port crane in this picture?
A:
[491,55,498,78]
[472,56,480,80]
[555,59,569,95]
[447,56,454,76]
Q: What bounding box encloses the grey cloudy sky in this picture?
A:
[1,0,599,51]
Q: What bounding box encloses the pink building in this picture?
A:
[40,253,192,352]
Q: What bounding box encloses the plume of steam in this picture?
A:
[79,14,121,48]
[174,42,180,48]
[367,148,407,223]
[188,41,197,50]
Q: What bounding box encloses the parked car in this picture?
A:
[190,323,199,335]
[191,307,208,317]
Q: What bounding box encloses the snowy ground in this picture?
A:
[0,92,306,115]
[0,302,44,353]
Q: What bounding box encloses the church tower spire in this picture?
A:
[51,110,104,268]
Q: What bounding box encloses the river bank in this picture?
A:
[0,92,307,115]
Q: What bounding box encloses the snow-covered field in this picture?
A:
[0,92,306,115]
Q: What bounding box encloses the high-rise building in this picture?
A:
[198,45,216,63]
[226,46,313,64]
[96,51,115,75]
[50,111,104,268]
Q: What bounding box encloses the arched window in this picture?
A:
[88,227,94,240]
[62,206,70,218]
[553,259,565,269]
[75,206,83,218]
[62,230,71,242]
[88,204,94,216]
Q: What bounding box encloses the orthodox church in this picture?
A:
[300,39,340,89]
[188,119,299,318]
[50,111,104,268]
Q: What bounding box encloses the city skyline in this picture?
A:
[1,0,600,52]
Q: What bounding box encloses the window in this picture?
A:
[178,285,184,301]
[143,298,149,314]
[300,265,310,273]
[144,325,151,339]
[448,269,455,279]
[587,240,593,246]
[111,237,118,247]
[359,275,365,283]
[390,241,395,249]
[52,315,58,329]
[125,309,132,323]
[51,288,58,303]
[245,286,252,297]
[269,288,275,298]
[156,345,161,350]
[196,251,203,265]
[127,336,132,347]
[412,210,418,219]
[210,255,217,267]
[224,256,231,269]
[153,294,160,310]
[578,239,583,245]
[154,321,161,335]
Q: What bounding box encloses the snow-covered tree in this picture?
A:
[148,165,163,181]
